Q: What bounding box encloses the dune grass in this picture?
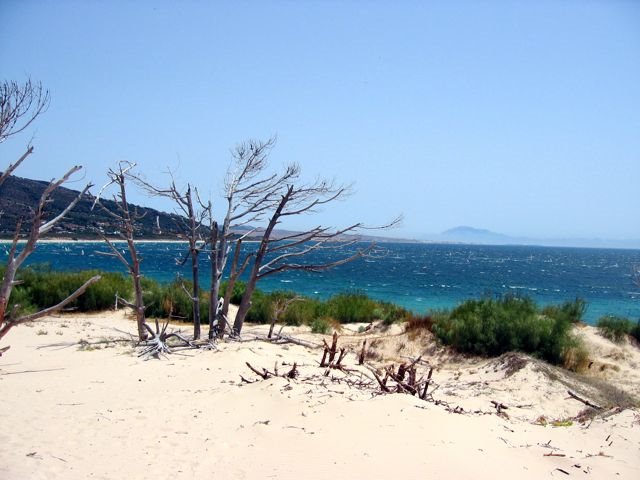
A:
[597,315,639,343]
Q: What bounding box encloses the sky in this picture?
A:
[1,0,639,242]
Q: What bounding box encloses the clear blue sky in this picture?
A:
[1,0,639,241]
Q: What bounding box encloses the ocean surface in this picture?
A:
[4,241,640,324]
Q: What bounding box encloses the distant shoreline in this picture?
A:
[0,237,189,244]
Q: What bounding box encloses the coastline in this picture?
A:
[2,241,638,323]
[0,238,189,244]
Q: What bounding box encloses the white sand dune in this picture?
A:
[1,311,638,479]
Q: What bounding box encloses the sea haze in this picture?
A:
[7,241,640,324]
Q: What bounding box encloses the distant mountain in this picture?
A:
[428,225,640,250]
[0,174,184,239]
[439,226,513,245]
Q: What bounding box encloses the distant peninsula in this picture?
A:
[428,225,640,250]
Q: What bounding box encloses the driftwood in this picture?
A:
[491,400,509,418]
[240,332,441,409]
[245,361,298,381]
[319,332,353,373]
[138,319,197,360]
[421,367,433,400]
[567,390,603,410]
[358,340,366,365]
[366,356,436,402]
[371,368,391,393]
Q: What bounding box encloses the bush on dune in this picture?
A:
[431,295,585,366]
[597,315,634,343]
[326,292,378,323]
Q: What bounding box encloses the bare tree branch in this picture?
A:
[230,155,401,336]
[0,84,97,345]
[0,146,34,187]
[93,162,148,341]
[131,170,210,340]
[0,79,50,143]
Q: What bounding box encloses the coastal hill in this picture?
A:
[0,174,417,243]
[0,173,184,239]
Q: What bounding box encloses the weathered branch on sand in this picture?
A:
[245,361,298,381]
[138,319,199,360]
[567,390,603,410]
[0,275,101,342]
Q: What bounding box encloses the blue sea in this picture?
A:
[4,241,640,324]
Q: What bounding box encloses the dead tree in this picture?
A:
[0,80,49,187]
[133,175,211,340]
[231,170,400,336]
[0,166,99,343]
[92,162,148,341]
[0,79,49,144]
[210,138,298,339]
[0,80,99,346]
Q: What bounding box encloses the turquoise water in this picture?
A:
[5,241,640,324]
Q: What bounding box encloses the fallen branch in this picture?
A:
[491,400,509,415]
[1,367,65,375]
[246,361,272,380]
[358,340,366,365]
[567,390,602,410]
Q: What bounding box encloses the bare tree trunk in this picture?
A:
[232,189,290,335]
[190,242,201,340]
[94,163,148,341]
[0,164,96,342]
[130,178,209,340]
[207,221,219,340]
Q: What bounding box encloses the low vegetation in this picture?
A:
[597,315,640,343]
[243,289,412,326]
[430,296,588,366]
[4,265,131,315]
[8,266,632,372]
[3,267,412,327]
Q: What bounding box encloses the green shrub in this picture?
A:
[542,298,586,324]
[245,290,273,324]
[379,301,412,325]
[597,315,633,343]
[79,272,133,311]
[326,292,378,323]
[310,317,332,334]
[432,295,579,365]
[220,280,247,305]
[281,297,325,326]
[13,267,131,312]
[631,320,640,343]
[6,284,37,316]
[143,278,209,323]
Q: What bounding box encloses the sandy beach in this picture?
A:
[1,310,638,479]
